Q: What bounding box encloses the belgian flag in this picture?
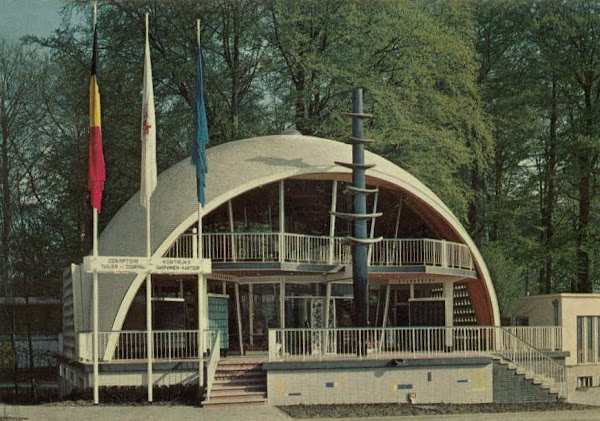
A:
[88,24,105,213]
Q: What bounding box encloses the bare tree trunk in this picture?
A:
[574,72,594,293]
[2,100,18,401]
[541,78,558,294]
[24,275,37,403]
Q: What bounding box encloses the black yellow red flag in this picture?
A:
[88,25,105,212]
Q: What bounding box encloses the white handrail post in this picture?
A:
[279,180,285,263]
[192,228,198,259]
[441,240,448,267]
[329,180,337,264]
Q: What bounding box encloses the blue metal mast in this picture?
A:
[335,88,382,327]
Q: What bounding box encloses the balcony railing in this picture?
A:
[268,326,561,361]
[77,329,217,362]
[268,326,567,398]
[165,233,473,270]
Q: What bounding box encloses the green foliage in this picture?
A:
[3,0,600,323]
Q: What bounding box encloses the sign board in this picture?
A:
[84,256,149,274]
[83,255,211,275]
[152,257,211,274]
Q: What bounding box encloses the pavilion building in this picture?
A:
[59,134,571,406]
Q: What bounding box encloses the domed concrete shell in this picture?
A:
[86,134,499,332]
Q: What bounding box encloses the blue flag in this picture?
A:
[192,46,209,205]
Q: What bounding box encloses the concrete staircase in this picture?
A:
[202,360,267,407]
[492,358,563,403]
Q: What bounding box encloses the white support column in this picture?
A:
[324,282,332,353]
[228,200,236,261]
[382,284,391,328]
[444,281,454,349]
[324,282,332,329]
[391,201,403,265]
[235,283,244,355]
[279,277,285,329]
[379,284,392,352]
[367,188,379,265]
[279,180,285,263]
[328,180,337,264]
[249,284,254,346]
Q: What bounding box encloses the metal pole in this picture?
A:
[198,274,204,388]
[235,283,244,355]
[92,208,99,405]
[351,88,369,327]
[145,203,153,402]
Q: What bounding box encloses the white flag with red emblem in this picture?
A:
[140,14,157,209]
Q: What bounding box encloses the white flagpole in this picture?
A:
[196,17,205,395]
[143,12,154,404]
[92,211,99,405]
[91,1,100,406]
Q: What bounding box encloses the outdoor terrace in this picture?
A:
[165,233,475,273]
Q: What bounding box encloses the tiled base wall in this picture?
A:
[267,363,493,405]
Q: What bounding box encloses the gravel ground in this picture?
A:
[278,402,594,419]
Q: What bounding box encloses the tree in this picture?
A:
[0,38,58,401]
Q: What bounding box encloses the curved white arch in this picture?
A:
[93,134,499,343]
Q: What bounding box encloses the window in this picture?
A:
[577,376,592,388]
[577,316,600,364]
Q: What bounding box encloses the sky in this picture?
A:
[0,0,66,41]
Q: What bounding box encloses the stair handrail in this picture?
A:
[495,327,567,399]
[205,330,221,401]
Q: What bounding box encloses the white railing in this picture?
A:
[504,326,562,351]
[369,239,473,269]
[165,233,471,269]
[495,328,567,399]
[268,326,567,398]
[78,330,214,362]
[200,232,280,262]
[205,330,221,401]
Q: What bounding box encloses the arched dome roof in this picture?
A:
[88,134,499,332]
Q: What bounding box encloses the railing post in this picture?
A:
[441,240,448,268]
[268,329,278,360]
[192,228,198,259]
[168,332,172,361]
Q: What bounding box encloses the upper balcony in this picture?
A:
[164,232,476,278]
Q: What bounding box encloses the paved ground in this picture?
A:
[3,405,600,421]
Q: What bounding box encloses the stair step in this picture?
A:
[210,389,266,397]
[215,363,263,370]
[204,360,268,407]
[215,373,265,381]
[215,370,265,377]
[202,398,267,407]
[212,383,265,391]
[204,393,267,404]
